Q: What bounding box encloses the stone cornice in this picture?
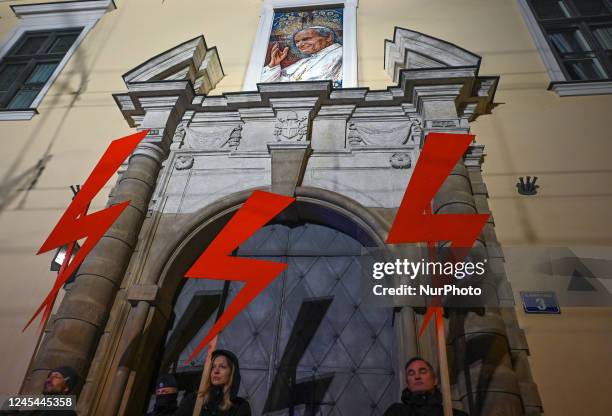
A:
[114,28,499,129]
[381,26,498,121]
[182,67,497,121]
[115,69,497,127]
[384,27,480,81]
[113,80,194,127]
[11,0,115,17]
[122,36,223,95]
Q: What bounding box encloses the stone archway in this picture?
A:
[99,186,417,415]
[162,219,397,415]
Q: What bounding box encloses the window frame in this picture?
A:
[517,0,612,96]
[0,0,115,120]
[0,28,83,110]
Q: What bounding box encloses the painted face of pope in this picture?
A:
[267,27,335,68]
[294,28,334,55]
[262,25,342,84]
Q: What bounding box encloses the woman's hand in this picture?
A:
[268,42,289,67]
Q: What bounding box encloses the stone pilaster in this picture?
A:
[57,82,192,415]
[20,127,170,397]
[464,150,543,415]
[266,96,319,197]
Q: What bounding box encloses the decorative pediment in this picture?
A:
[384,27,481,82]
[123,36,224,94]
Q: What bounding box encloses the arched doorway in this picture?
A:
[155,202,399,415]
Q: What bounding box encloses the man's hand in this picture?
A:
[268,42,289,67]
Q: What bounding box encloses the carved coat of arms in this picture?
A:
[274,111,308,141]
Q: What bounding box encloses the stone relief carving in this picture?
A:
[346,121,413,147]
[410,117,422,134]
[226,125,242,150]
[389,152,412,169]
[347,122,363,146]
[175,155,194,170]
[274,111,308,142]
[182,125,242,150]
[408,117,422,144]
[173,121,188,147]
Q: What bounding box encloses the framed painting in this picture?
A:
[244,0,358,90]
[261,7,344,87]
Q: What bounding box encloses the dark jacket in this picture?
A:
[146,393,178,416]
[174,393,250,416]
[174,350,251,416]
[383,388,468,416]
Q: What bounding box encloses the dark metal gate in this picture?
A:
[166,223,398,415]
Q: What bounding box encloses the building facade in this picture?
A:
[1,1,611,415]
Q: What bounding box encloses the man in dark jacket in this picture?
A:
[384,357,468,416]
[146,374,179,416]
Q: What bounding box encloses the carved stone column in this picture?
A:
[20,87,187,398]
[71,83,191,415]
[434,155,524,415]
[463,147,542,416]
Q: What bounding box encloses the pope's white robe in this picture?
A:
[261,43,342,83]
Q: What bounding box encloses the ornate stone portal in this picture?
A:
[21,28,541,416]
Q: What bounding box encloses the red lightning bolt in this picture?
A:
[26,130,148,331]
[185,190,295,362]
[386,132,489,335]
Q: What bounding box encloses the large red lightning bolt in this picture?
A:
[386,132,489,336]
[26,130,148,331]
[39,206,87,331]
[185,190,295,362]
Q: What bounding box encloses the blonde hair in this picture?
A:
[198,354,234,411]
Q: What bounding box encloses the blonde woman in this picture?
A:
[175,350,251,416]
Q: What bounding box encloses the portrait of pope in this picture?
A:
[261,25,343,84]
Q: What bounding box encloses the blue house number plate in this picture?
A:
[520,291,561,314]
